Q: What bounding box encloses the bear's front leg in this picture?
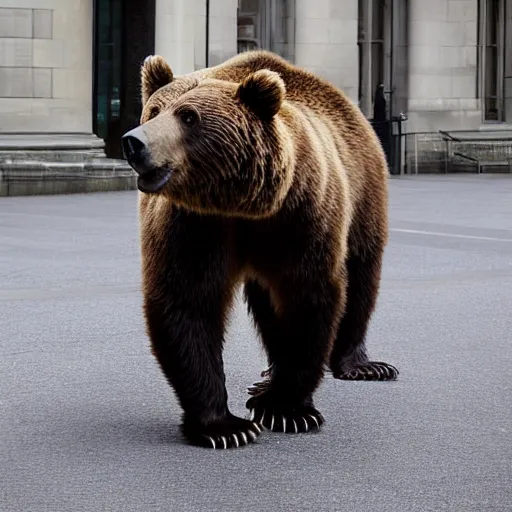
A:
[141,208,261,449]
[146,297,262,449]
[245,274,344,434]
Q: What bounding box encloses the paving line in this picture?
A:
[391,228,512,243]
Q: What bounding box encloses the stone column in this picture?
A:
[407,0,481,132]
[207,0,238,67]
[155,0,208,75]
[294,0,359,102]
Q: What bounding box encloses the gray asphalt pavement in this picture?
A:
[1,174,511,512]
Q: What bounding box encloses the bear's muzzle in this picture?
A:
[121,126,173,194]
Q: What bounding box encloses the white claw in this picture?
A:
[250,409,255,421]
[261,410,266,426]
[282,416,287,433]
[240,432,248,445]
[303,417,309,432]
[232,434,239,448]
[252,422,262,433]
[292,419,298,433]
[309,414,320,429]
[247,429,257,441]
[208,436,216,449]
[221,436,227,449]
[270,415,275,431]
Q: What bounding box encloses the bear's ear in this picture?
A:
[141,55,174,105]
[236,69,285,120]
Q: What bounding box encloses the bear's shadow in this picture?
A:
[43,410,185,452]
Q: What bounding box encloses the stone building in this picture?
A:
[0,0,510,194]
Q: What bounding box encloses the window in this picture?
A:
[478,0,505,122]
[358,0,390,118]
[237,0,295,62]
[237,0,265,53]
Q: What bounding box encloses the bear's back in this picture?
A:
[201,51,385,175]
[203,52,370,139]
[203,51,340,109]
[212,52,389,246]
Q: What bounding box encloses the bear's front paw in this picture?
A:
[246,393,325,434]
[333,361,399,381]
[181,413,263,449]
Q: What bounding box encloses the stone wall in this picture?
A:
[294,0,359,102]
[208,0,238,67]
[154,0,239,74]
[0,0,93,133]
[406,0,482,132]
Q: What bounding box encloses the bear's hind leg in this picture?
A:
[329,249,399,381]
[244,277,342,433]
[244,280,281,380]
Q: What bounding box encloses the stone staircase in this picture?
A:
[0,134,137,197]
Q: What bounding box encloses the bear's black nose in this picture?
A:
[122,135,145,161]
[121,127,152,176]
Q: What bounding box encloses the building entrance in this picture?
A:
[93,0,156,159]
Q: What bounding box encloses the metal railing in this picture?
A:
[440,130,512,174]
[404,132,447,175]
[403,131,512,175]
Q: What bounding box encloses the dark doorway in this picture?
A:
[93,0,156,159]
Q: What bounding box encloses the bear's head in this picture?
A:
[121,55,294,219]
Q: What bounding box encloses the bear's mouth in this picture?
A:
[137,167,173,194]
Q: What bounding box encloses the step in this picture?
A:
[0,159,137,197]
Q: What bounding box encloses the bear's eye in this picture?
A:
[148,106,160,119]
[178,109,199,127]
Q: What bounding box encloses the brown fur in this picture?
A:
[133,51,397,449]
[141,55,173,105]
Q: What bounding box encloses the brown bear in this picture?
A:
[121,50,398,450]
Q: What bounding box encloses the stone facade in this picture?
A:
[1,0,510,137]
[295,0,359,102]
[0,0,511,195]
[154,0,511,132]
[0,0,93,134]
[155,0,209,75]
[0,0,132,197]
[208,0,239,67]
[406,0,482,132]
